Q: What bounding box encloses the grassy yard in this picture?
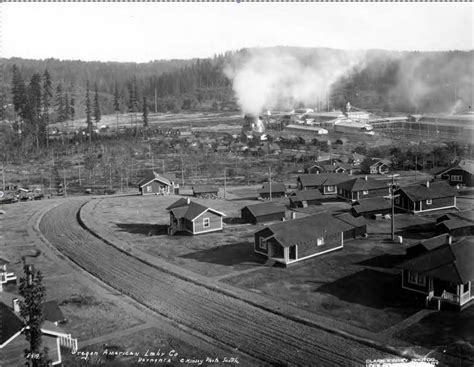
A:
[395,307,474,363]
[224,239,422,333]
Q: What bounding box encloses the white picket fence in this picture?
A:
[59,334,78,353]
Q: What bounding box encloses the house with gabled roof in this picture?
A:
[241,202,286,224]
[167,199,225,235]
[288,189,323,208]
[137,171,179,195]
[337,176,389,201]
[258,182,287,199]
[363,158,391,175]
[434,158,474,187]
[296,173,350,195]
[0,300,77,366]
[253,212,358,265]
[394,181,457,214]
[398,236,474,310]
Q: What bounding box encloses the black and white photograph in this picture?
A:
[0,1,473,366]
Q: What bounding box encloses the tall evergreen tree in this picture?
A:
[11,65,28,123]
[64,92,70,121]
[85,80,92,144]
[41,70,53,147]
[93,83,101,124]
[54,83,65,122]
[28,73,43,149]
[18,260,50,367]
[69,86,75,121]
[113,84,120,113]
[142,96,149,127]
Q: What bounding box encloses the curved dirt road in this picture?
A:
[39,198,392,366]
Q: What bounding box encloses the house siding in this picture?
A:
[402,270,430,293]
[289,198,321,208]
[141,180,171,195]
[419,196,455,212]
[254,228,274,255]
[297,232,342,258]
[193,211,222,234]
[259,191,286,199]
[441,169,472,187]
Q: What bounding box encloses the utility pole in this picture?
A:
[384,174,400,242]
[154,88,157,114]
[1,163,5,191]
[180,155,184,186]
[63,169,67,198]
[269,166,272,201]
[223,167,226,199]
[162,159,165,175]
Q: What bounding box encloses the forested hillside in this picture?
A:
[2,47,472,123]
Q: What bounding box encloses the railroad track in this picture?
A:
[39,198,393,366]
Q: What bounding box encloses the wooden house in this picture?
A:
[167,199,225,235]
[192,185,219,199]
[334,213,368,239]
[137,172,179,195]
[351,197,392,218]
[253,212,358,266]
[241,202,286,224]
[296,173,350,195]
[337,176,389,201]
[398,236,474,310]
[288,189,323,208]
[394,181,457,214]
[0,301,77,366]
[435,159,474,187]
[364,158,391,174]
[0,258,16,292]
[258,183,287,199]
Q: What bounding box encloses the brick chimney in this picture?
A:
[426,181,430,188]
[13,298,20,313]
[186,197,191,205]
[364,175,368,181]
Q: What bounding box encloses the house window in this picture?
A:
[317,237,325,246]
[451,175,463,182]
[146,186,152,193]
[259,238,267,250]
[408,270,426,286]
[395,196,400,205]
[326,186,334,192]
[426,199,432,205]
[203,218,210,228]
[362,190,369,195]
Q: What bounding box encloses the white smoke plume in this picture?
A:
[224,47,365,115]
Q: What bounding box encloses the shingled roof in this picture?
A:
[396,181,457,202]
[242,202,285,217]
[398,237,474,284]
[435,159,474,176]
[338,177,388,192]
[137,172,173,187]
[289,189,323,202]
[0,302,23,346]
[259,183,287,194]
[352,197,392,214]
[192,185,219,194]
[298,173,350,187]
[260,212,354,248]
[169,200,225,220]
[42,300,66,324]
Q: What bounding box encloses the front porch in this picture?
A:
[426,280,473,310]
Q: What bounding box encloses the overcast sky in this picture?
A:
[2,2,473,62]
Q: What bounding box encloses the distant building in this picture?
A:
[364,158,391,175]
[435,211,474,237]
[192,185,219,198]
[284,124,328,135]
[337,176,389,201]
[137,172,179,195]
[351,197,392,218]
[288,189,323,208]
[296,173,350,195]
[395,181,457,214]
[167,199,225,235]
[434,159,474,187]
[253,212,363,266]
[258,183,287,199]
[398,236,474,310]
[241,202,286,224]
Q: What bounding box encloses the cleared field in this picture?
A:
[39,197,394,365]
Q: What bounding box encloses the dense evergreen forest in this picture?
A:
[2,47,472,124]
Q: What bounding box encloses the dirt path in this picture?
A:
[39,198,395,366]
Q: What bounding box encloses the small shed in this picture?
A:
[351,197,392,218]
[192,185,219,199]
[335,213,367,239]
[288,189,323,208]
[241,202,286,224]
[258,183,287,199]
